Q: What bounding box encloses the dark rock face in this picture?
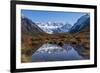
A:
[21,17,44,35]
[69,14,90,33]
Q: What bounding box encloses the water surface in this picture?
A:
[32,43,89,62]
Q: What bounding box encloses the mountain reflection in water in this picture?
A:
[32,43,89,62]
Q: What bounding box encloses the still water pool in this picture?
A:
[32,43,89,62]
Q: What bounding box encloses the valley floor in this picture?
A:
[21,32,90,63]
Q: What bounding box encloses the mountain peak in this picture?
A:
[21,16,45,34]
[69,14,90,33]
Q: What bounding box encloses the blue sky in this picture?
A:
[21,10,88,25]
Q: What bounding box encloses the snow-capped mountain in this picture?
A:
[36,22,72,34]
[53,23,72,33]
[69,14,90,33]
[37,22,64,27]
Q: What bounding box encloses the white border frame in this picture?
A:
[16,4,95,69]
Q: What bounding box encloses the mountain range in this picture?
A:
[37,22,72,34]
[21,14,90,35]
